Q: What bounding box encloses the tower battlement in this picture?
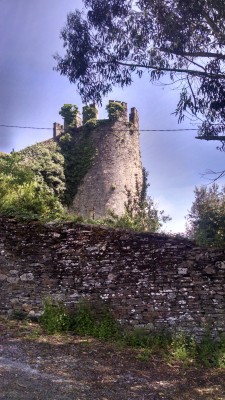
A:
[53,100,139,138]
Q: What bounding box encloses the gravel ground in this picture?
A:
[0,317,225,400]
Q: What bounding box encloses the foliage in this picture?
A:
[196,332,225,368]
[96,309,120,340]
[186,183,225,247]
[59,132,96,204]
[102,205,168,233]
[170,334,196,363]
[123,329,225,367]
[83,118,98,130]
[103,169,170,232]
[0,152,34,184]
[40,300,72,334]
[0,153,64,221]
[40,299,120,340]
[55,0,225,141]
[39,298,225,367]
[114,168,171,232]
[106,101,126,120]
[122,327,171,353]
[73,301,120,340]
[83,104,98,123]
[72,301,96,336]
[20,141,66,200]
[59,104,79,128]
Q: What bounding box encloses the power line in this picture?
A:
[140,129,198,132]
[0,123,198,132]
[0,124,52,130]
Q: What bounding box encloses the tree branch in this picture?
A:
[196,136,225,141]
[201,8,225,41]
[203,169,225,182]
[160,47,225,60]
[115,60,225,79]
[187,76,197,112]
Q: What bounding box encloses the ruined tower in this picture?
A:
[55,100,143,219]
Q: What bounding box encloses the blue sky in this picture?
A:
[0,0,225,233]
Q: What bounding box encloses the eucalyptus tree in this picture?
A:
[55,0,225,144]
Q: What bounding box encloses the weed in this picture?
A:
[136,348,152,362]
[196,333,225,368]
[94,309,120,341]
[122,327,171,353]
[40,299,72,334]
[38,299,225,368]
[73,301,120,340]
[170,334,196,364]
[72,301,96,336]
[26,326,42,339]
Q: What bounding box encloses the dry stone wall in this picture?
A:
[0,217,224,337]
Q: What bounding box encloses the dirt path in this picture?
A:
[0,318,225,400]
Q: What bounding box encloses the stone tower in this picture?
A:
[55,101,143,219]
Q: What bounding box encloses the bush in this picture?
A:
[40,299,120,340]
[20,141,66,200]
[0,153,64,221]
[72,301,96,336]
[122,327,171,352]
[73,301,120,340]
[170,334,196,363]
[196,333,225,368]
[40,300,72,334]
[0,178,64,221]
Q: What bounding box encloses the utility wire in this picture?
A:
[140,129,198,132]
[0,123,199,132]
[0,124,52,130]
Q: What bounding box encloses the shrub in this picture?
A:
[0,178,64,221]
[40,300,72,334]
[170,334,196,363]
[122,327,171,352]
[106,101,126,120]
[72,301,96,336]
[196,333,225,368]
[0,153,64,221]
[73,301,120,340]
[19,142,66,200]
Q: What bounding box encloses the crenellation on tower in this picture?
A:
[82,104,98,124]
[129,107,139,127]
[74,113,82,128]
[53,122,64,139]
[107,100,128,121]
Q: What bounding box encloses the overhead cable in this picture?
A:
[0,124,198,132]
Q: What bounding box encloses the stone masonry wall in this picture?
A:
[71,102,143,219]
[0,217,224,337]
